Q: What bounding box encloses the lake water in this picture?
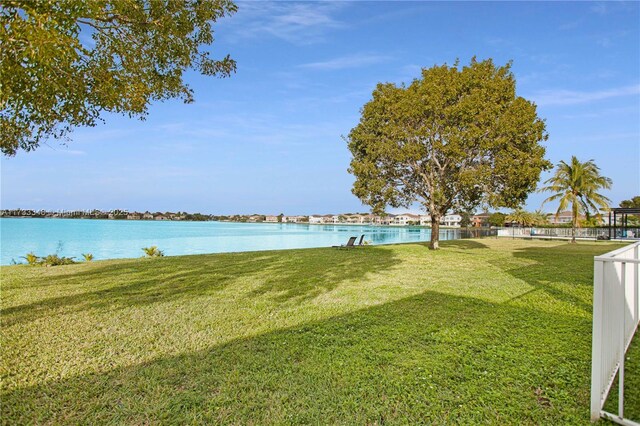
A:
[0,218,492,265]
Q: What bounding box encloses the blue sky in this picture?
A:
[1,1,639,215]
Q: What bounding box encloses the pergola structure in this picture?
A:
[608,207,640,239]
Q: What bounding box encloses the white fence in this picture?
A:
[590,241,640,425]
[497,227,640,240]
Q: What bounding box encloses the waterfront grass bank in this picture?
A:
[2,239,637,424]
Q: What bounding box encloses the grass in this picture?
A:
[1,238,638,424]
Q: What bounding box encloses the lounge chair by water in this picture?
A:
[357,234,365,246]
[333,236,357,249]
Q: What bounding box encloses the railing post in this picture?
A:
[635,245,639,328]
[592,242,640,425]
[619,262,626,419]
[591,258,605,421]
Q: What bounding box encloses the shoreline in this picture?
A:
[0,216,467,229]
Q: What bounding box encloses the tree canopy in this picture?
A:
[0,0,237,156]
[620,196,640,209]
[488,212,506,227]
[347,58,550,249]
[540,156,612,243]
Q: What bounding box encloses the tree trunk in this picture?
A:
[430,216,440,250]
[571,202,577,243]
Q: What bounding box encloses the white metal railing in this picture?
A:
[496,227,640,240]
[590,241,640,425]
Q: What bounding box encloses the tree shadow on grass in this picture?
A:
[440,239,490,250]
[1,247,398,327]
[489,243,609,314]
[2,290,594,425]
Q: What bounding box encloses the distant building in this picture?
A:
[126,213,141,220]
[392,213,420,226]
[472,213,491,228]
[418,213,462,227]
[282,215,306,223]
[441,214,462,227]
[547,211,585,225]
[343,214,364,224]
[265,215,278,223]
[321,215,339,224]
[308,215,323,224]
[374,215,393,225]
[142,212,154,220]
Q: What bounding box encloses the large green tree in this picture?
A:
[1,0,236,156]
[488,212,506,227]
[540,156,612,243]
[347,58,550,249]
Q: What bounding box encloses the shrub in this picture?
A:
[142,246,164,257]
[82,253,94,262]
[41,254,76,266]
[21,252,40,265]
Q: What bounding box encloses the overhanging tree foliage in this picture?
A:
[347,58,550,249]
[1,0,237,156]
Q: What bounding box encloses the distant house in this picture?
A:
[320,215,336,224]
[142,212,154,220]
[126,213,141,220]
[472,213,491,228]
[248,215,263,223]
[308,215,323,224]
[265,215,278,223]
[362,214,376,224]
[374,215,393,225]
[345,214,365,224]
[392,213,420,226]
[155,215,168,221]
[418,213,462,227]
[441,214,462,227]
[282,215,306,223]
[420,215,432,226]
[547,211,584,225]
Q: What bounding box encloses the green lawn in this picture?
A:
[1,238,638,424]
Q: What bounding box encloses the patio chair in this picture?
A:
[333,236,357,249]
[357,234,365,246]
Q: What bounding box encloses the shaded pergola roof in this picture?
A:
[610,207,640,214]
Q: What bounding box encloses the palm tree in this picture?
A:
[531,210,549,226]
[142,246,164,257]
[506,208,533,227]
[540,156,612,243]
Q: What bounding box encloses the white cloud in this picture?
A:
[299,53,391,70]
[590,2,607,15]
[530,84,640,106]
[225,2,346,45]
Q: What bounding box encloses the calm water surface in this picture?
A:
[0,218,488,265]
